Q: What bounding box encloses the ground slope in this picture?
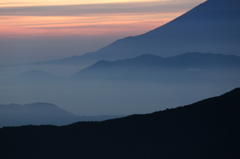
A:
[0,88,239,159]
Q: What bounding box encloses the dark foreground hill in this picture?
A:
[0,88,239,159]
[0,103,123,127]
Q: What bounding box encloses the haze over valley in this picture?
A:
[1,52,239,117]
[0,0,239,126]
[0,1,240,157]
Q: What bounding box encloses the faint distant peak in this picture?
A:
[23,102,57,107]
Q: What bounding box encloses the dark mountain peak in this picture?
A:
[230,87,240,92]
[207,87,240,101]
[221,87,240,97]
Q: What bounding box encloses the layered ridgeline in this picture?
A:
[72,52,240,83]
[0,88,239,159]
[38,0,240,65]
[0,103,123,127]
[11,53,240,84]
[89,0,240,59]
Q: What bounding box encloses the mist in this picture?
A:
[0,64,239,116]
[0,35,124,66]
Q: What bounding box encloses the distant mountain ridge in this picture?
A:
[30,0,240,66]
[90,0,240,59]
[72,52,240,82]
[0,103,123,127]
[0,88,239,158]
[88,52,240,68]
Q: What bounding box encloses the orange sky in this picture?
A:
[0,0,205,38]
[0,0,206,65]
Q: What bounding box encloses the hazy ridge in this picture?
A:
[0,102,123,127]
[26,0,240,66]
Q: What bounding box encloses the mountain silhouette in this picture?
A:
[72,52,240,82]
[89,0,240,59]
[33,0,240,65]
[0,102,123,127]
[0,88,239,159]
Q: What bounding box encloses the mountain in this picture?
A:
[0,103,123,127]
[0,88,239,159]
[32,0,240,65]
[88,0,240,59]
[72,52,240,83]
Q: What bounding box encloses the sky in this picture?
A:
[0,0,206,65]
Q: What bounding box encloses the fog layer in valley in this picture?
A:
[1,59,239,116]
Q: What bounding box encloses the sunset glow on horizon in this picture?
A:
[0,14,175,38]
[0,0,205,38]
[0,0,162,7]
[0,0,206,64]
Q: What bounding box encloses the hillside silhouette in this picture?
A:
[34,0,240,65]
[0,88,239,159]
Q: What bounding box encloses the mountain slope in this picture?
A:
[0,88,239,159]
[34,0,240,66]
[89,0,240,59]
[25,0,240,65]
[0,103,123,127]
[72,52,240,82]
[0,103,79,127]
